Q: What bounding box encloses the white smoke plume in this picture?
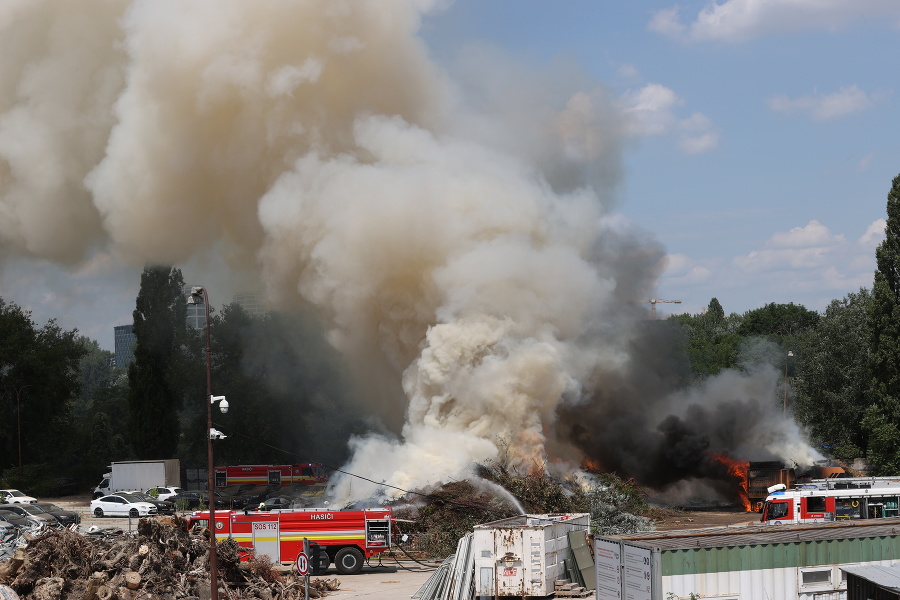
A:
[0,0,817,504]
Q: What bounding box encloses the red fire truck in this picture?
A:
[213,464,328,489]
[186,507,393,574]
[761,477,900,524]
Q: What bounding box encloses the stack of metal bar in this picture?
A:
[412,533,475,600]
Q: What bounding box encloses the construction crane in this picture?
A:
[646,298,682,320]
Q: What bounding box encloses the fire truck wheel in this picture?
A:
[334,547,364,575]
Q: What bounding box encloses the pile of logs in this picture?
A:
[0,516,340,600]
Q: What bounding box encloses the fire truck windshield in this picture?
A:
[762,501,789,521]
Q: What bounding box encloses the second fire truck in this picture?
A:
[761,477,900,524]
[213,464,328,489]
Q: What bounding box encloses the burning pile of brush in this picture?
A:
[393,464,657,558]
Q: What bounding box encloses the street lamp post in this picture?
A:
[783,350,794,415]
[188,287,220,600]
[15,385,31,470]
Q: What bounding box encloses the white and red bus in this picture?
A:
[186,507,392,574]
[761,478,900,524]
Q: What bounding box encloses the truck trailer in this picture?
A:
[93,459,182,499]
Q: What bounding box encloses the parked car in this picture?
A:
[33,502,81,526]
[144,486,183,501]
[126,492,175,515]
[257,496,295,510]
[90,493,158,518]
[0,489,38,504]
[0,505,57,529]
[0,519,17,541]
[168,491,227,511]
[217,485,269,509]
[0,510,30,532]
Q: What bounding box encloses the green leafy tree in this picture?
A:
[672,298,742,379]
[0,298,86,471]
[792,289,871,458]
[69,337,129,483]
[128,266,188,458]
[707,297,725,324]
[865,174,900,474]
[73,337,120,422]
[737,302,820,338]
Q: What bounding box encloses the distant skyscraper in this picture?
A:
[232,291,266,317]
[113,324,136,368]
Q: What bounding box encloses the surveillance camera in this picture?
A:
[209,428,227,440]
[211,396,228,413]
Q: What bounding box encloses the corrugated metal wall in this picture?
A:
[663,537,900,576]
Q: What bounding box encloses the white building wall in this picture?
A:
[662,559,896,600]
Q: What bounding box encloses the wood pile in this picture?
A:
[0,516,340,600]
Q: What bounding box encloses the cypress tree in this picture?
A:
[127,266,187,458]
[864,174,900,474]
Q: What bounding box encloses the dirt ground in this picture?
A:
[653,508,762,530]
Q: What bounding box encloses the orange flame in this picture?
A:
[710,453,751,511]
[581,458,604,472]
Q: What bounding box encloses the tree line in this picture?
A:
[3,174,900,490]
[0,268,367,492]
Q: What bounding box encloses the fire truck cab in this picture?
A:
[187,507,392,574]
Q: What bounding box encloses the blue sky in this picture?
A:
[1,0,898,349]
[423,0,898,317]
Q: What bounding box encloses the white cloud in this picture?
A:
[856,152,875,173]
[650,1,900,43]
[659,219,878,314]
[860,218,886,247]
[616,63,640,80]
[647,6,687,39]
[733,220,848,272]
[767,85,883,120]
[678,113,720,153]
[620,83,682,136]
[766,220,845,249]
[663,253,714,283]
[729,220,877,296]
[618,85,719,153]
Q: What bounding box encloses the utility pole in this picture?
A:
[783,350,794,414]
[16,384,31,469]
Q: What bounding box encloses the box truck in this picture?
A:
[93,459,181,499]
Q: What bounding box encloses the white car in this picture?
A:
[0,489,38,504]
[144,486,183,501]
[90,493,158,518]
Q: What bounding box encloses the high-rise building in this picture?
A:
[232,291,266,317]
[113,324,136,368]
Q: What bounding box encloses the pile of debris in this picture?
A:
[0,516,340,600]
